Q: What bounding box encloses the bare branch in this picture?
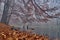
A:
[33,0,49,16]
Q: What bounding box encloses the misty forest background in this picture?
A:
[0,0,60,39]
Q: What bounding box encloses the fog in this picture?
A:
[0,0,60,39]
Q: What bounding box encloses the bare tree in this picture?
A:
[1,0,60,30]
[1,0,10,24]
[9,0,60,30]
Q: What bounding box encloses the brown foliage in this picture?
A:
[0,23,49,40]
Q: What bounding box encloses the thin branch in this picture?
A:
[22,0,26,5]
[33,0,49,16]
[22,0,30,7]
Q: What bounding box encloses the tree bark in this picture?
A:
[1,0,10,24]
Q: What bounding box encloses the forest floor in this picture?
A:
[0,23,49,40]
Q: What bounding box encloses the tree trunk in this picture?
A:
[1,0,10,24]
